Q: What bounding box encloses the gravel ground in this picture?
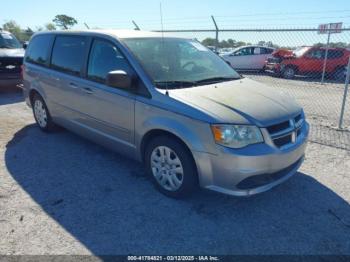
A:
[0,87,350,256]
[245,73,350,150]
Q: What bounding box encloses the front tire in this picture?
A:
[145,136,198,198]
[282,66,296,79]
[32,94,56,132]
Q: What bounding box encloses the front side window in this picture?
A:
[122,37,240,88]
[25,35,53,66]
[51,36,87,76]
[0,32,21,49]
[261,48,274,54]
[307,49,325,59]
[87,39,131,84]
[235,47,253,56]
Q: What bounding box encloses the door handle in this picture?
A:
[50,75,60,81]
[82,87,93,94]
[69,82,79,89]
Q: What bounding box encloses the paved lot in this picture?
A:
[0,88,350,255]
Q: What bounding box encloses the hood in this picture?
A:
[272,49,294,59]
[169,78,302,127]
[0,48,25,58]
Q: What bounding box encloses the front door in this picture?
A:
[75,38,135,146]
[228,47,254,70]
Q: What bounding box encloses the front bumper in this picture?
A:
[265,63,281,74]
[193,122,309,196]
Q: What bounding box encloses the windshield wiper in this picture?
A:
[154,80,197,89]
[155,77,240,89]
[195,76,240,84]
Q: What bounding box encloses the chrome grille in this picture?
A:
[267,114,304,148]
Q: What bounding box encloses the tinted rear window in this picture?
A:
[51,36,87,76]
[0,33,21,49]
[25,35,53,66]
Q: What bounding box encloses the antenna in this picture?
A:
[159,2,169,96]
[84,23,90,29]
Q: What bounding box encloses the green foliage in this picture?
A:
[52,15,77,30]
[201,37,255,48]
[45,23,56,31]
[2,20,32,42]
[313,42,350,48]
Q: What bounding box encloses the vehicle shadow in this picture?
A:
[5,124,350,255]
[0,87,24,105]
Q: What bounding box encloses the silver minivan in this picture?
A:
[23,30,309,198]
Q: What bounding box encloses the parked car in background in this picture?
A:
[0,29,25,88]
[221,45,275,71]
[23,30,308,198]
[218,47,235,55]
[265,46,350,80]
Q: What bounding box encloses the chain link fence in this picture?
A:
[153,27,350,150]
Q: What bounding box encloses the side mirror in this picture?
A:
[106,70,132,89]
[22,42,28,49]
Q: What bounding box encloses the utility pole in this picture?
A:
[211,16,219,52]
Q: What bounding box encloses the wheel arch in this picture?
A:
[140,129,195,164]
[29,88,45,107]
[284,64,299,74]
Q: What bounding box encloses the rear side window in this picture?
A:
[51,36,87,76]
[328,50,344,59]
[87,39,131,84]
[25,35,53,66]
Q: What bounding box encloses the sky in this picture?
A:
[2,0,350,46]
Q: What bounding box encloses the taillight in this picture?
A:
[20,64,25,79]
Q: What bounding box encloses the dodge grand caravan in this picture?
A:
[23,30,309,198]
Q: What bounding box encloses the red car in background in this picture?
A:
[265,46,350,80]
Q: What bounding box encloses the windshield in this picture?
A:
[293,47,310,57]
[122,37,241,88]
[0,33,21,49]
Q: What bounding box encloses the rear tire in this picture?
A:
[333,66,346,81]
[32,94,56,132]
[145,136,198,198]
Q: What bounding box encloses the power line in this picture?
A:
[84,9,350,24]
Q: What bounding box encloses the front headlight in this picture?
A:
[211,125,264,148]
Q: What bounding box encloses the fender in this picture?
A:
[136,115,210,161]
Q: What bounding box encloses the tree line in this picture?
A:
[1,15,78,42]
[2,16,350,49]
